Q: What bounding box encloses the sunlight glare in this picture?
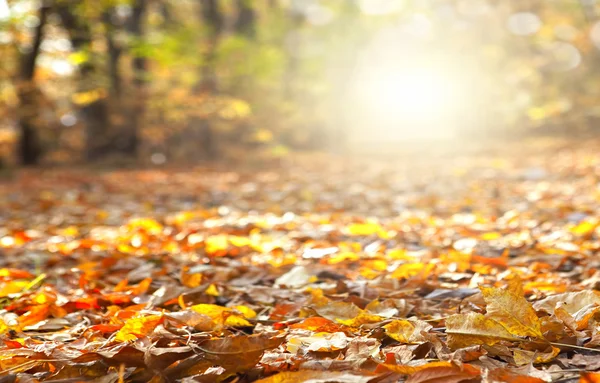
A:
[0,0,9,21]
[360,67,460,123]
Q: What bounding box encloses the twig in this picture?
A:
[550,341,600,353]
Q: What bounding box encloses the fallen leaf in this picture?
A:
[446,312,521,349]
[480,278,544,339]
[255,370,375,383]
[384,319,431,344]
[114,315,163,342]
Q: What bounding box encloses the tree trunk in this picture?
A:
[104,11,122,98]
[58,2,112,161]
[16,3,49,165]
[191,0,224,160]
[120,0,147,157]
[235,0,256,39]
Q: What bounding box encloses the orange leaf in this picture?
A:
[289,317,343,332]
[114,314,163,342]
[581,372,600,383]
[255,371,374,383]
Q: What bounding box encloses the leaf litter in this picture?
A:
[2,147,600,381]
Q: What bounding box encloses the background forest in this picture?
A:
[1,0,600,165]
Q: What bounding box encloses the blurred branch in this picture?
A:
[234,0,256,39]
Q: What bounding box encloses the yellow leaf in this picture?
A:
[126,218,163,235]
[346,222,383,236]
[337,312,383,327]
[480,232,502,240]
[114,315,163,342]
[190,304,252,327]
[391,263,434,280]
[327,251,359,264]
[314,301,383,327]
[571,219,598,236]
[235,305,257,319]
[445,312,521,349]
[229,236,251,247]
[0,319,9,335]
[480,278,544,339]
[205,284,219,296]
[205,235,229,254]
[383,319,431,344]
[0,280,29,297]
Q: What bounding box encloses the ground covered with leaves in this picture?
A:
[3,143,600,382]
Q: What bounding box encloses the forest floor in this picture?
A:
[1,139,600,382]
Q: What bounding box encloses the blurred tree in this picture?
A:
[4,0,600,165]
[16,1,49,165]
[190,0,224,160]
[56,0,111,160]
[235,0,256,39]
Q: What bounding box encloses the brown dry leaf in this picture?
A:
[405,364,481,383]
[534,291,600,314]
[534,291,600,331]
[445,312,521,349]
[487,368,546,383]
[513,346,561,365]
[480,278,544,339]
